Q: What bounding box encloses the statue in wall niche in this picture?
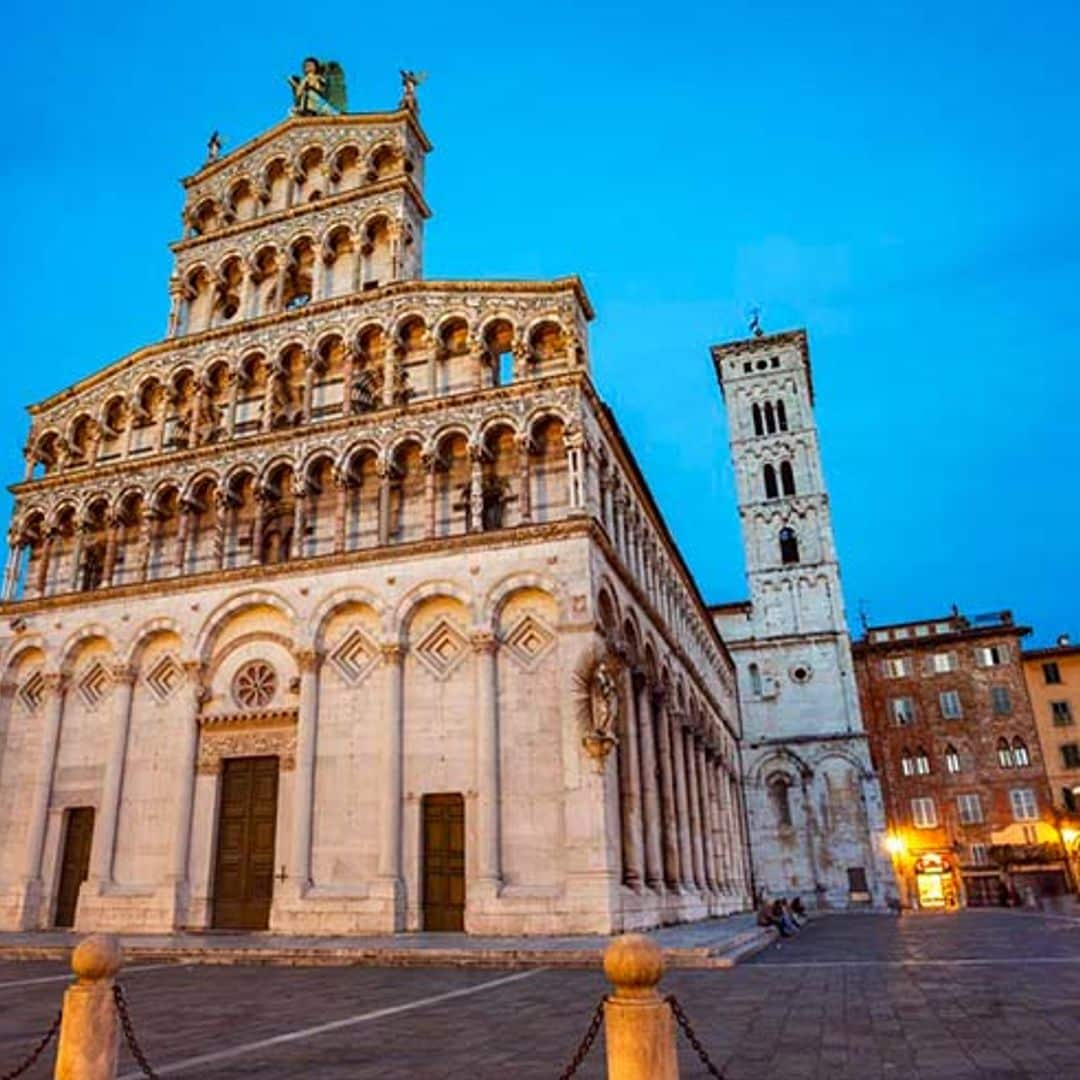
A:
[288,58,347,116]
[573,646,623,766]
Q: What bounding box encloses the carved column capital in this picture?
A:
[42,672,68,695]
[379,643,405,666]
[109,663,138,686]
[470,631,498,655]
[295,648,323,674]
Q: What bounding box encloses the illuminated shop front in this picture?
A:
[913,853,958,910]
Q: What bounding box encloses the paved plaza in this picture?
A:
[2,911,1078,1078]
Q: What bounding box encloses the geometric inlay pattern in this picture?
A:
[18,670,46,712]
[77,661,111,709]
[329,628,378,686]
[232,660,277,710]
[146,654,183,703]
[502,613,556,670]
[413,618,469,680]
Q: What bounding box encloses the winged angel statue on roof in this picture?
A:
[288,57,347,116]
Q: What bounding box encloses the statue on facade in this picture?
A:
[573,646,622,766]
[399,70,426,111]
[206,130,222,163]
[288,58,347,116]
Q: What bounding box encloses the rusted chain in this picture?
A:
[557,996,606,1078]
[1,1009,61,1080]
[113,983,159,1079]
[667,994,725,1077]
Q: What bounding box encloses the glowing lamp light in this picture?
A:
[1063,827,1079,846]
[885,835,905,856]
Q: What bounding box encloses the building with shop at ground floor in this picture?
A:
[1022,635,1080,892]
[854,609,1069,909]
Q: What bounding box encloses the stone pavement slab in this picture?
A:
[0,911,774,969]
[2,911,1077,1078]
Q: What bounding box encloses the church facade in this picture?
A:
[710,332,895,908]
[0,85,751,935]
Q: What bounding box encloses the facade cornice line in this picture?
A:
[182,110,434,189]
[171,176,432,255]
[0,518,594,617]
[13,372,588,498]
[26,277,594,417]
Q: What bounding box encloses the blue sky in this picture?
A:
[2,2,1077,645]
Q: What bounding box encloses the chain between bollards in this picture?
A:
[1,1010,62,1080]
[666,995,725,1078]
[113,983,160,1079]
[557,996,606,1078]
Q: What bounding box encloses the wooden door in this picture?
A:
[54,807,94,928]
[422,793,465,931]
[211,756,279,930]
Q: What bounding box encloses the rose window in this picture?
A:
[232,661,277,709]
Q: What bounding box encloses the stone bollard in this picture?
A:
[603,934,679,1080]
[54,933,123,1080]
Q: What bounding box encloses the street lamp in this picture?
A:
[885,834,905,856]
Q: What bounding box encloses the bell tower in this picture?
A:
[713,330,849,647]
[711,329,894,909]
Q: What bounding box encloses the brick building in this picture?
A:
[853,610,1066,909]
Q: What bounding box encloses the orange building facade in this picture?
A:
[854,611,1068,910]
[1022,637,1080,888]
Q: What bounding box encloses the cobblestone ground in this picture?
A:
[2,910,1077,1078]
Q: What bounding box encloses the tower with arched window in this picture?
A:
[709,329,894,909]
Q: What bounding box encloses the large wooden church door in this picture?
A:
[211,757,279,930]
[54,807,94,927]
[422,793,465,931]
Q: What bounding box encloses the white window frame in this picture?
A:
[944,748,961,774]
[957,793,983,824]
[890,696,915,726]
[970,843,989,866]
[974,644,1009,668]
[939,690,963,719]
[913,752,931,776]
[911,797,937,828]
[930,652,957,674]
[1009,788,1038,822]
[883,657,912,679]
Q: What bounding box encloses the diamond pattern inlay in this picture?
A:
[503,613,556,669]
[77,662,110,709]
[414,618,468,680]
[146,655,183,703]
[18,671,45,713]
[330,628,378,685]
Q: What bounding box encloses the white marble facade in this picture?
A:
[0,100,750,935]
